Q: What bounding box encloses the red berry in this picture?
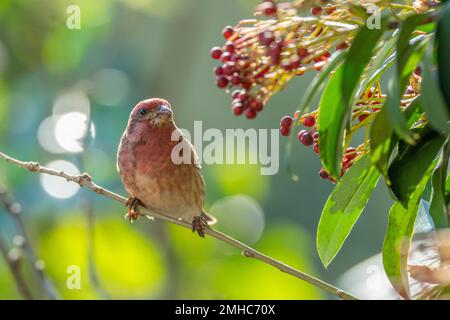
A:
[303,115,316,127]
[250,99,263,112]
[298,130,307,140]
[223,62,235,76]
[313,143,319,154]
[298,47,308,59]
[280,116,293,129]
[237,91,247,100]
[262,1,277,16]
[216,76,229,88]
[311,6,322,16]
[231,90,241,99]
[259,30,275,46]
[225,42,235,53]
[342,158,351,169]
[280,127,290,136]
[231,74,241,85]
[313,132,319,140]
[300,132,314,146]
[345,147,357,160]
[414,66,422,76]
[210,46,223,60]
[223,26,234,39]
[232,103,244,115]
[221,52,232,62]
[358,113,369,122]
[336,42,349,51]
[214,66,224,76]
[245,108,257,119]
[319,168,329,179]
[267,41,282,66]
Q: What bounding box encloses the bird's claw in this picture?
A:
[125,197,142,223]
[192,215,208,238]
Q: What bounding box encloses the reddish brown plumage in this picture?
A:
[117,98,214,228]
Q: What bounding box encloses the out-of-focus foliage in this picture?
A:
[38,216,166,299]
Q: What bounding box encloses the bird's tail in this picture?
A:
[201,210,217,226]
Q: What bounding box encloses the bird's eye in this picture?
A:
[138,108,147,117]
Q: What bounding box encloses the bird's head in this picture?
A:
[130,98,173,128]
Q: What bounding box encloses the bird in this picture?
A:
[116,98,216,237]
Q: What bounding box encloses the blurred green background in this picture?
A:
[0,0,393,299]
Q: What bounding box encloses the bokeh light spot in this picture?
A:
[210,195,265,245]
[54,112,94,153]
[40,160,80,199]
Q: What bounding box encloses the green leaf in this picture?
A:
[319,25,383,179]
[445,173,450,208]
[284,51,347,180]
[355,32,398,100]
[297,51,348,117]
[397,15,428,81]
[318,65,347,179]
[388,128,446,205]
[383,162,436,299]
[385,17,430,144]
[420,43,450,135]
[342,25,384,107]
[317,156,380,268]
[437,2,450,108]
[370,100,421,181]
[430,141,450,229]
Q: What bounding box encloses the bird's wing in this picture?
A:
[175,127,202,170]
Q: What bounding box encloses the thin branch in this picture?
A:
[0,183,59,300]
[0,232,34,299]
[0,150,358,300]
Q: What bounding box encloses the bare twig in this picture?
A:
[0,234,34,299]
[0,183,59,300]
[0,150,359,300]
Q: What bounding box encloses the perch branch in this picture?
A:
[0,233,34,300]
[0,183,59,299]
[0,150,358,300]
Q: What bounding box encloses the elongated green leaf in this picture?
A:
[297,51,347,116]
[355,32,398,100]
[445,173,450,208]
[397,15,428,81]
[420,44,450,135]
[383,162,436,299]
[370,100,421,181]
[388,128,446,205]
[437,2,450,108]
[319,26,383,179]
[342,25,384,107]
[317,156,380,268]
[430,141,450,229]
[318,65,347,178]
[385,18,430,144]
[284,51,347,180]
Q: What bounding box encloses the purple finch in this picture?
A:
[117,98,216,237]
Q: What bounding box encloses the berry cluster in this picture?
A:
[211,0,357,118]
[278,67,423,182]
[280,111,362,182]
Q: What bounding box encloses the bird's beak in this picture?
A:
[156,104,172,117]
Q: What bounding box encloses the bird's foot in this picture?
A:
[125,197,142,223]
[192,215,208,238]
